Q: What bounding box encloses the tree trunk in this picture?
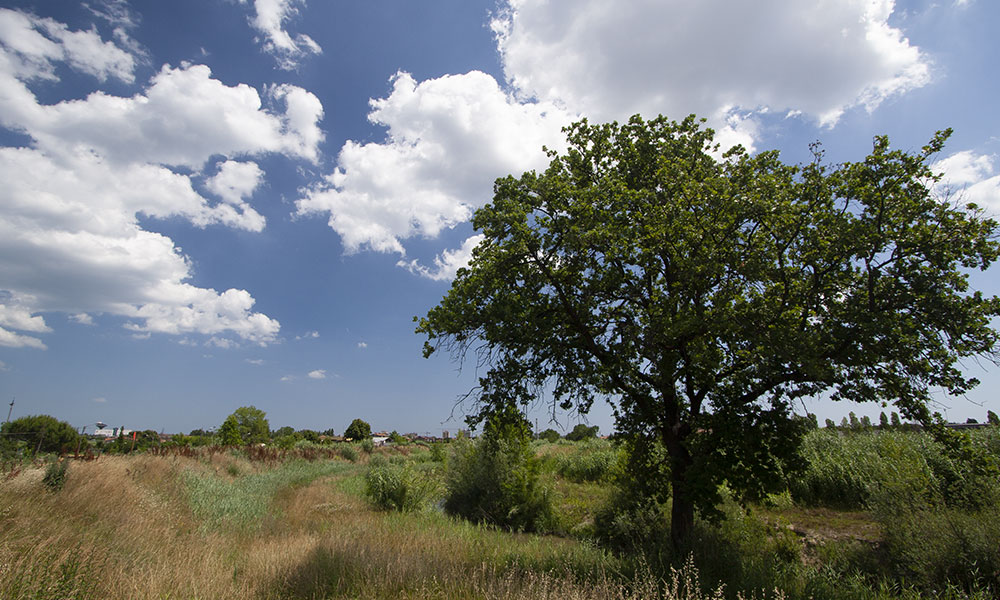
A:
[669,455,695,550]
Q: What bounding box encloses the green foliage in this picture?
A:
[1,415,79,456]
[553,441,621,483]
[359,438,374,454]
[364,456,439,512]
[217,406,269,445]
[42,459,69,492]
[874,504,1000,595]
[537,428,561,443]
[418,114,1000,545]
[789,428,1000,510]
[339,444,359,462]
[564,423,599,441]
[429,442,447,463]
[389,430,407,445]
[443,406,555,532]
[216,415,242,446]
[272,426,295,438]
[344,418,371,441]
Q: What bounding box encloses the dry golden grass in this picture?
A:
[0,452,750,600]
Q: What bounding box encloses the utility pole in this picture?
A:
[6,396,14,424]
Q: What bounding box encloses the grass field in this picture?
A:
[1,430,998,599]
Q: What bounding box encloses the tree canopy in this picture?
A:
[417,115,1000,546]
[218,406,269,445]
[1,415,79,455]
[344,418,371,441]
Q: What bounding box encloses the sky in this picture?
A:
[1,0,999,436]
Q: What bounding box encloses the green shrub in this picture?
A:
[874,503,1000,595]
[364,457,438,512]
[444,436,555,532]
[339,444,359,462]
[42,459,69,492]
[555,442,621,483]
[359,438,374,454]
[429,442,447,463]
[443,405,555,532]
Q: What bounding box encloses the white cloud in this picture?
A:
[0,326,46,349]
[932,151,1000,213]
[92,396,107,403]
[357,341,367,349]
[295,330,319,340]
[71,313,95,325]
[245,358,265,365]
[0,359,7,371]
[245,0,322,70]
[399,234,484,281]
[0,8,135,83]
[0,13,320,348]
[297,71,572,255]
[280,374,295,382]
[307,369,326,379]
[492,0,929,129]
[1,63,323,167]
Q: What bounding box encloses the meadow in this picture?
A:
[1,427,998,599]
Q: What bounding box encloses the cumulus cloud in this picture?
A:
[932,151,1000,213]
[297,71,572,255]
[492,0,929,128]
[399,234,484,281]
[0,11,324,347]
[307,369,326,379]
[302,1,931,280]
[244,0,322,70]
[0,7,135,83]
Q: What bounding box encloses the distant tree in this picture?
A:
[861,415,873,429]
[189,428,210,437]
[967,418,979,424]
[825,418,837,429]
[272,426,295,438]
[297,429,320,443]
[537,428,561,443]
[840,417,849,429]
[344,418,371,441]
[987,410,1000,426]
[879,412,890,429]
[849,412,861,430]
[891,412,902,428]
[565,423,600,441]
[389,430,407,445]
[219,406,270,445]
[216,415,242,446]
[321,428,336,437]
[1,415,79,455]
[807,413,819,430]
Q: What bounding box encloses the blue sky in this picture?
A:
[1,0,999,435]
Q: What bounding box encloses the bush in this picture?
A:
[554,441,621,483]
[443,405,555,532]
[874,503,1000,595]
[444,436,555,532]
[364,457,438,512]
[2,415,80,456]
[42,459,69,492]
[339,444,359,462]
[359,438,374,454]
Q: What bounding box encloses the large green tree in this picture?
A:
[1,415,80,455]
[417,115,1000,547]
[344,418,371,441]
[218,406,269,445]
